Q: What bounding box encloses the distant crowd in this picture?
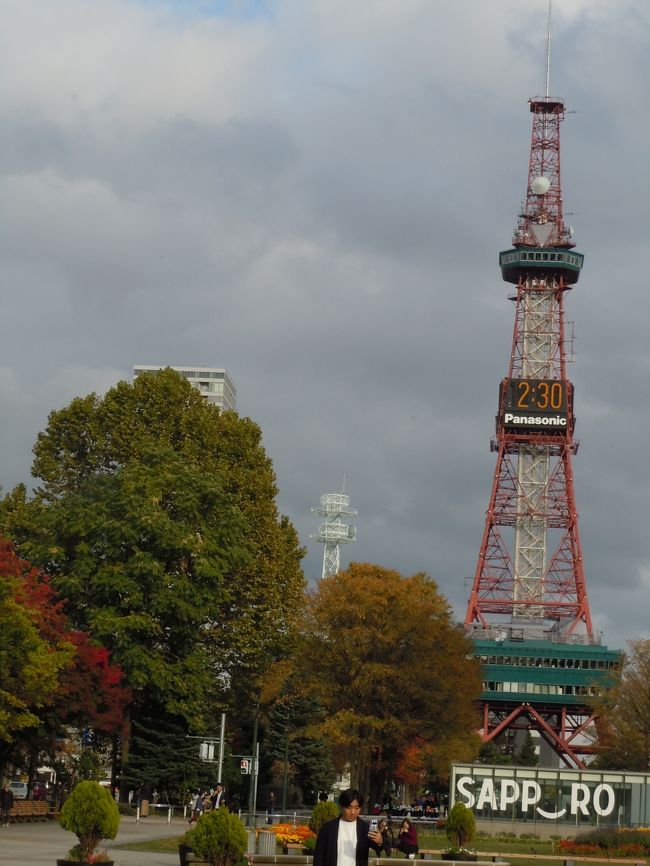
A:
[370,795,448,820]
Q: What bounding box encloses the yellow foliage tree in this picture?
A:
[296,563,481,804]
[595,638,650,771]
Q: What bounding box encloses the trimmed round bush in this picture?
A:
[59,780,120,861]
[309,800,339,833]
[445,801,476,850]
[185,808,248,866]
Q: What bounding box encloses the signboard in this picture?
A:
[450,764,650,827]
[500,378,570,431]
[455,774,615,819]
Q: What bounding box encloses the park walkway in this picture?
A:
[0,812,185,865]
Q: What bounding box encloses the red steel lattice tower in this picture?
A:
[461,82,623,768]
[465,93,592,638]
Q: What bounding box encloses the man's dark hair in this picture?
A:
[338,788,364,808]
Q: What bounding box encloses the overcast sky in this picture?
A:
[1,0,648,651]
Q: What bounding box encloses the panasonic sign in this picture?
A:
[503,413,567,428]
[455,776,616,820]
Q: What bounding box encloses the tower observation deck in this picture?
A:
[464,89,621,766]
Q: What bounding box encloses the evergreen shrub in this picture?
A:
[309,799,339,833]
[185,808,248,866]
[59,780,120,862]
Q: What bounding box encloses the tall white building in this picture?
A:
[133,365,236,411]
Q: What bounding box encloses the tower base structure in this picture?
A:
[471,631,620,768]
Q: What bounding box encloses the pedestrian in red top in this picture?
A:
[395,818,419,858]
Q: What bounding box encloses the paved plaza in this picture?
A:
[0,813,186,865]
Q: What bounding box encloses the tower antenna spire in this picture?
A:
[545,0,553,98]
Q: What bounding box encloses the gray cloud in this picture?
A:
[1,0,648,651]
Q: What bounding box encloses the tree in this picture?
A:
[517,732,538,767]
[28,368,305,682]
[264,690,336,805]
[119,700,203,801]
[594,639,650,770]
[0,537,130,782]
[0,541,74,754]
[1,370,305,734]
[12,550,130,734]
[18,447,248,721]
[295,563,482,805]
[476,741,513,765]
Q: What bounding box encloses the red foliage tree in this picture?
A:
[1,537,130,734]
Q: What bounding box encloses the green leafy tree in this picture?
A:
[476,740,513,765]
[265,691,336,805]
[8,446,247,727]
[1,370,305,783]
[296,563,482,805]
[29,369,305,679]
[120,700,203,801]
[594,639,650,770]
[517,732,539,766]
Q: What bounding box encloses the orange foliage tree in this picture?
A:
[296,563,481,805]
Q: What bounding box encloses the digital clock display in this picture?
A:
[500,378,571,431]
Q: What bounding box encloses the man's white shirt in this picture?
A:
[337,819,357,866]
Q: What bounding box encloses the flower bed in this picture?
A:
[555,830,650,858]
[262,823,316,847]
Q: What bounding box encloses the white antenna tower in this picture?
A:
[545,0,553,98]
[310,486,357,580]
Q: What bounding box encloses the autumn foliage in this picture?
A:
[297,563,482,803]
[0,537,130,744]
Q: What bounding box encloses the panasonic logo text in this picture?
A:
[504,413,567,427]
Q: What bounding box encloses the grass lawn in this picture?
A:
[113,835,185,852]
[113,829,646,866]
[113,832,557,857]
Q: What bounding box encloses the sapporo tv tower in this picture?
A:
[464,7,620,768]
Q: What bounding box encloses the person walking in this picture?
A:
[140,782,152,817]
[266,790,276,824]
[0,783,14,827]
[188,789,205,824]
[313,788,383,866]
[211,783,226,810]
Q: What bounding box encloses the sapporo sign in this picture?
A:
[455,775,616,820]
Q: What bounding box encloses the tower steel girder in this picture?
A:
[480,700,598,770]
[464,89,605,769]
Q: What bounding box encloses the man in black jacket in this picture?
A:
[314,789,383,866]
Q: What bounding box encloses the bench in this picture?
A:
[482,854,646,866]
[185,857,313,865]
[407,852,645,866]
[250,858,312,864]
[8,800,52,822]
[368,848,498,866]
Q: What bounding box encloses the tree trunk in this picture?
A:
[118,708,131,803]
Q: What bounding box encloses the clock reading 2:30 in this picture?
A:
[504,378,568,414]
